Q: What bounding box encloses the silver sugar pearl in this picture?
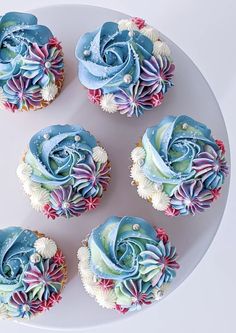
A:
[43,133,50,140]
[45,61,51,69]
[62,201,70,209]
[83,49,91,57]
[81,238,88,247]
[74,135,81,142]
[137,159,144,167]
[155,290,164,300]
[132,223,140,231]
[182,123,188,130]
[22,304,30,312]
[128,31,134,37]
[30,253,41,264]
[123,74,132,84]
[154,184,163,191]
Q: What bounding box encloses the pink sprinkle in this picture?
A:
[84,197,100,211]
[3,101,17,113]
[215,139,225,155]
[39,299,53,311]
[53,250,65,266]
[131,17,146,30]
[98,278,114,290]
[211,188,221,201]
[151,92,164,107]
[165,206,180,217]
[48,37,62,50]
[43,204,58,220]
[49,293,62,304]
[155,227,169,243]
[88,89,102,104]
[115,304,129,314]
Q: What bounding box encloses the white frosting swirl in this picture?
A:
[23,179,41,196]
[30,188,50,211]
[152,190,170,211]
[41,83,58,101]
[118,19,138,31]
[92,146,108,164]
[100,94,118,113]
[16,161,32,182]
[131,147,146,163]
[34,237,57,259]
[140,25,159,42]
[95,289,116,309]
[153,41,171,57]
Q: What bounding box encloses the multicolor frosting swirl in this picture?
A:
[76,17,174,117]
[0,12,64,112]
[0,227,66,320]
[78,216,179,313]
[17,125,111,219]
[130,115,229,216]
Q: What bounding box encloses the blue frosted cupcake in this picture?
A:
[17,125,111,220]
[130,115,229,216]
[77,216,179,313]
[0,227,67,320]
[75,17,174,117]
[0,12,64,113]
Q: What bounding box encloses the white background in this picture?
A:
[0,0,235,332]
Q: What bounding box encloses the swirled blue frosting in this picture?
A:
[0,227,37,294]
[75,22,153,93]
[25,125,97,190]
[88,215,179,289]
[89,216,157,280]
[0,12,53,82]
[142,115,219,195]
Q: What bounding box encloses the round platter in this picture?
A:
[0,4,230,331]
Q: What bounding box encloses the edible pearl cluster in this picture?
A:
[34,237,57,259]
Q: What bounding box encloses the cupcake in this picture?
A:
[130,115,229,216]
[77,216,179,313]
[17,125,111,220]
[0,226,67,320]
[75,17,174,117]
[0,12,64,113]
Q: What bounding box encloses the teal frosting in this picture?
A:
[25,124,97,191]
[0,227,37,295]
[75,22,153,93]
[0,12,53,82]
[88,216,157,281]
[142,115,218,195]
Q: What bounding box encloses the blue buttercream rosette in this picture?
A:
[77,216,179,313]
[0,12,64,112]
[130,115,229,216]
[75,17,175,117]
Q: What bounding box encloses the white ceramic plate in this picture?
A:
[0,4,230,331]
